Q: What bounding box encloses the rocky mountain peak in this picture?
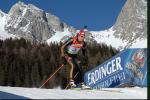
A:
[112,0,147,48]
[4,1,75,43]
[0,0,147,49]
[8,1,43,16]
[113,0,147,40]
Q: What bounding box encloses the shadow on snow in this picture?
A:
[0,91,30,99]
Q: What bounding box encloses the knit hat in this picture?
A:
[78,26,88,36]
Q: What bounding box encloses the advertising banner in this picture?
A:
[84,48,147,89]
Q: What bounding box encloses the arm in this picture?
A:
[60,38,73,57]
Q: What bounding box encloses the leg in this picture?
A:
[72,58,84,85]
[66,59,74,81]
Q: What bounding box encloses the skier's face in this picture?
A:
[78,35,85,42]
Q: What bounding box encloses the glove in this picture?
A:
[64,55,72,61]
[61,54,72,65]
[61,56,67,65]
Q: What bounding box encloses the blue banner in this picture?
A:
[84,48,147,89]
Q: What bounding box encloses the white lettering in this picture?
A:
[107,61,112,74]
[101,66,107,77]
[95,70,99,82]
[87,56,123,85]
[116,57,123,70]
[112,59,116,72]
[91,72,95,84]
[88,73,91,85]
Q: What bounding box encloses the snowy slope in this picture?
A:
[0,10,17,40]
[0,1,147,49]
[46,27,147,50]
[0,86,147,99]
[46,28,74,44]
[129,38,147,48]
[90,27,147,50]
[90,27,127,49]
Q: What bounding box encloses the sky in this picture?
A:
[0,0,126,31]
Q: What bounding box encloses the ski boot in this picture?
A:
[69,80,77,88]
[81,83,91,89]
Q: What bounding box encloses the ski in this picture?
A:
[68,87,123,93]
[99,89,123,93]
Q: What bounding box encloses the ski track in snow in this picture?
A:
[0,86,147,99]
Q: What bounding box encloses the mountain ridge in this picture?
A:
[0,0,147,50]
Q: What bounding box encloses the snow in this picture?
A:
[90,27,147,50]
[90,27,128,50]
[28,4,43,12]
[46,28,73,44]
[22,7,27,16]
[0,12,7,31]
[0,4,147,50]
[130,38,147,48]
[13,16,22,29]
[0,86,147,99]
[0,12,17,40]
[19,23,31,33]
[142,0,147,7]
[0,9,5,17]
[19,18,31,33]
[46,27,147,50]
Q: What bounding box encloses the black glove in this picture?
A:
[61,56,67,65]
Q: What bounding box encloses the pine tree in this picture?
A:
[0,65,5,86]
[0,38,119,88]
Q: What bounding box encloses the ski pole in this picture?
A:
[40,64,64,88]
[65,71,79,89]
